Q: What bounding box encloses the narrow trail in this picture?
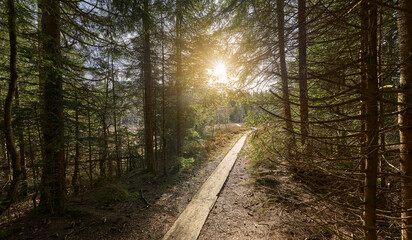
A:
[198,142,282,240]
[162,132,251,240]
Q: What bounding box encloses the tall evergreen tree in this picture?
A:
[39,0,66,213]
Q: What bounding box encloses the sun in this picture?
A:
[213,62,226,76]
[211,61,228,85]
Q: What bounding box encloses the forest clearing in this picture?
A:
[1,0,412,239]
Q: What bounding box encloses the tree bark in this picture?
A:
[39,0,66,214]
[101,78,108,179]
[363,1,379,239]
[358,0,368,195]
[176,0,183,158]
[298,0,309,145]
[276,0,295,150]
[397,0,412,238]
[112,60,121,177]
[15,86,27,197]
[378,9,386,189]
[26,122,36,181]
[4,0,22,207]
[143,0,155,173]
[72,94,80,196]
[161,12,167,175]
[87,101,93,188]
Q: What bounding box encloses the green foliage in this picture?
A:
[184,128,204,157]
[94,181,138,205]
[178,157,195,170]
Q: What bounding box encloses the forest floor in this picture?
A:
[0,126,340,240]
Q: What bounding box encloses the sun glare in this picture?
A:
[214,62,226,76]
[211,61,228,85]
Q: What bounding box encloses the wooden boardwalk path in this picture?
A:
[162,132,251,240]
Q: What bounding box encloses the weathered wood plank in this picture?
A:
[162,132,251,240]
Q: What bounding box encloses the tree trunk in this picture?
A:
[161,12,167,176]
[101,78,108,179]
[397,0,412,238]
[72,94,80,196]
[87,103,93,188]
[363,2,379,239]
[112,62,121,177]
[15,86,27,197]
[358,0,368,195]
[378,9,385,189]
[39,0,66,214]
[154,87,158,169]
[27,122,36,180]
[298,0,308,145]
[176,0,183,158]
[143,0,155,173]
[276,0,295,150]
[4,0,22,207]
[0,136,10,182]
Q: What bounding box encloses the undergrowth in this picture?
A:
[94,181,139,205]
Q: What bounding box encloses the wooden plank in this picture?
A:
[162,132,251,240]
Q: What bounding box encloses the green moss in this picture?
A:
[94,181,137,205]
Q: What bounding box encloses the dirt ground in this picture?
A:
[0,128,348,240]
[198,145,283,240]
[0,129,246,240]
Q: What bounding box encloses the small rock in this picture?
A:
[48,232,59,239]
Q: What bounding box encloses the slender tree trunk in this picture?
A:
[363,2,379,239]
[298,0,309,145]
[154,88,158,169]
[276,0,295,150]
[87,103,93,188]
[0,88,7,181]
[126,131,131,171]
[397,1,412,238]
[143,0,155,173]
[0,136,10,181]
[4,0,22,207]
[39,0,66,214]
[36,120,44,167]
[161,12,167,175]
[176,0,183,158]
[72,94,80,196]
[358,0,368,195]
[111,55,121,177]
[106,76,113,179]
[101,78,108,179]
[15,86,27,197]
[378,9,386,189]
[27,122,36,180]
